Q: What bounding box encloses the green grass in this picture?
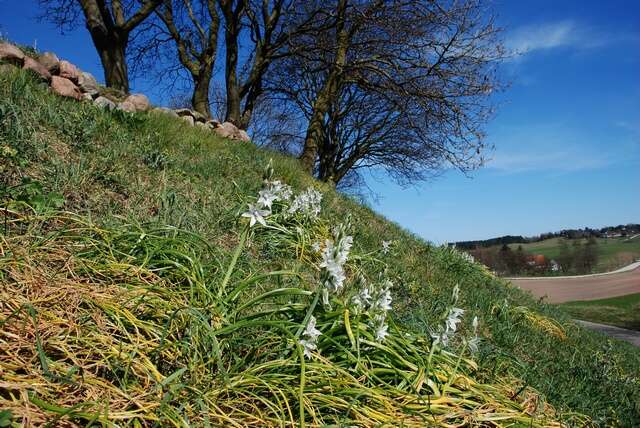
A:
[559,293,640,331]
[507,237,640,272]
[1,67,640,426]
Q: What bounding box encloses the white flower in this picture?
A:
[257,189,278,209]
[375,323,389,342]
[445,307,464,333]
[382,240,391,254]
[359,286,372,305]
[322,289,330,307]
[452,284,460,303]
[472,316,479,332]
[299,315,321,359]
[352,286,373,310]
[457,249,475,263]
[288,187,323,218]
[311,242,321,252]
[303,316,321,342]
[375,289,392,312]
[266,180,293,201]
[299,339,317,359]
[319,234,352,294]
[241,203,270,227]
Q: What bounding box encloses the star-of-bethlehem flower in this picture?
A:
[299,315,321,359]
[241,203,270,227]
[352,286,373,309]
[445,307,465,332]
[375,322,389,341]
[303,316,321,341]
[375,288,392,312]
[382,240,391,254]
[257,189,278,209]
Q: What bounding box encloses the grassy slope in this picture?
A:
[506,237,640,272]
[1,69,640,426]
[559,293,640,331]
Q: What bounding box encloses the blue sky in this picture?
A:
[1,0,639,243]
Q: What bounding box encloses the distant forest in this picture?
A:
[455,224,640,250]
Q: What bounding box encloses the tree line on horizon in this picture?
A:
[455,223,640,250]
[37,0,504,190]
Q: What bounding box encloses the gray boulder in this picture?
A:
[94,96,117,110]
[118,93,151,113]
[77,72,99,96]
[174,108,206,122]
[181,115,195,126]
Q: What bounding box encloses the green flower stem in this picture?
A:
[297,344,306,428]
[217,225,249,299]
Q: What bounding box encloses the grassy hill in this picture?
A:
[1,67,640,426]
[507,237,640,273]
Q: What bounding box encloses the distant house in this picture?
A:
[526,254,547,269]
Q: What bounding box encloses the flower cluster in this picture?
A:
[318,224,353,307]
[460,251,475,264]
[241,172,297,227]
[352,276,393,342]
[381,240,391,255]
[259,180,293,208]
[432,307,465,347]
[299,315,321,359]
[431,285,465,347]
[288,187,323,218]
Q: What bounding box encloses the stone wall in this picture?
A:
[0,41,250,143]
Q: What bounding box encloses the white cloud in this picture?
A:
[506,20,640,59]
[507,20,577,54]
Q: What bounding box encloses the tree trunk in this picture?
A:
[238,79,262,130]
[84,15,130,93]
[223,15,242,126]
[299,93,330,173]
[299,0,349,174]
[317,137,338,184]
[98,40,129,93]
[192,70,212,118]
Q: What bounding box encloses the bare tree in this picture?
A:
[217,0,322,129]
[39,0,163,92]
[155,0,220,117]
[276,0,504,185]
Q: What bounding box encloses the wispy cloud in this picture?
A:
[487,148,612,174]
[507,20,578,54]
[506,20,640,58]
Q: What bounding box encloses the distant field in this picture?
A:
[559,293,640,331]
[507,236,640,272]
